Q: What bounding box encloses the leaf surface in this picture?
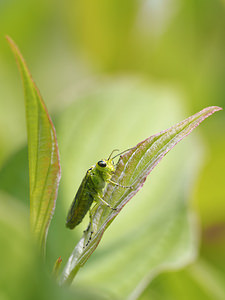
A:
[6,36,61,255]
[60,106,221,286]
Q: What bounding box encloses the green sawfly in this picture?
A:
[66,149,133,236]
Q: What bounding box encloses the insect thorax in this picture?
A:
[90,161,115,192]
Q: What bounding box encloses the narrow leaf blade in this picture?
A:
[6,36,61,255]
[61,106,221,285]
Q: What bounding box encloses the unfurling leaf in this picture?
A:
[7,36,61,256]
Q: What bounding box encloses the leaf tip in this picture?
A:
[5,35,27,70]
[5,35,17,51]
[5,34,11,42]
[52,256,63,279]
[194,106,222,125]
[209,106,223,112]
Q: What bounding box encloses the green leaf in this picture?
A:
[52,256,63,280]
[140,259,225,300]
[0,192,104,300]
[60,106,221,286]
[6,36,61,255]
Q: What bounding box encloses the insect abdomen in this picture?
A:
[66,192,94,229]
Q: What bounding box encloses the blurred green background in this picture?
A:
[0,0,225,299]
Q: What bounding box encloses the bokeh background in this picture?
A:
[0,0,225,299]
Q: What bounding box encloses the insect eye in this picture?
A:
[98,160,107,168]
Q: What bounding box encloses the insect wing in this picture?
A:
[66,172,94,229]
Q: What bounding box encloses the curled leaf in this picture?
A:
[60,106,221,285]
[6,36,61,256]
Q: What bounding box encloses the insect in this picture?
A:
[66,149,132,232]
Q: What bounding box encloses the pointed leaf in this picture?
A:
[61,106,221,285]
[6,36,61,255]
[52,256,63,280]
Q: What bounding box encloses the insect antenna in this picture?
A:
[111,147,135,160]
[108,149,120,160]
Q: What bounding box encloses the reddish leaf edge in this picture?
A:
[85,106,222,258]
[6,35,61,254]
[116,106,223,209]
[61,106,222,285]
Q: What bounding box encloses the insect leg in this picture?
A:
[83,208,95,248]
[89,209,94,233]
[108,179,133,189]
[97,196,117,211]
